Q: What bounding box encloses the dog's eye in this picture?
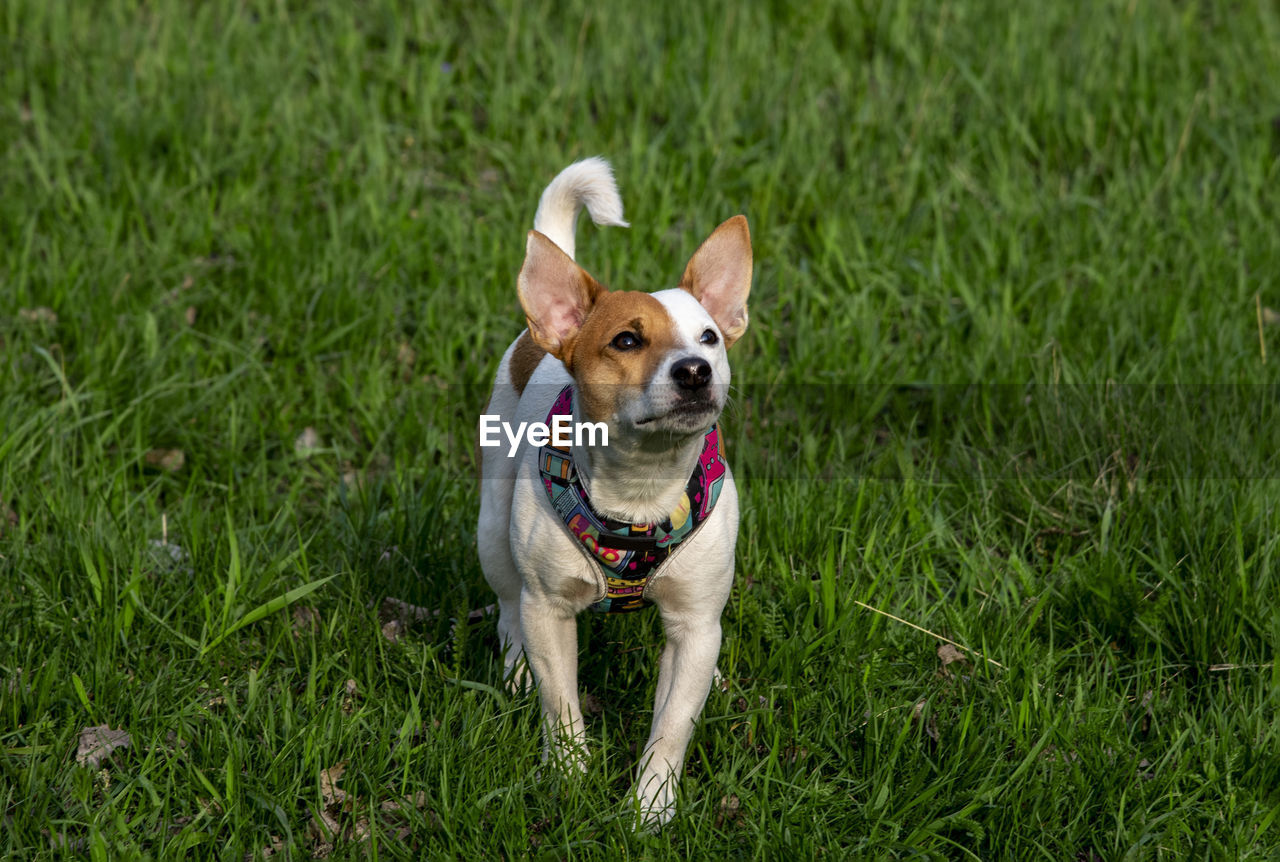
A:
[699,329,719,345]
[611,331,641,351]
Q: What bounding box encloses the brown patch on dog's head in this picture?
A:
[568,292,678,423]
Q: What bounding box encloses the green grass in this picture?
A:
[3,0,1279,857]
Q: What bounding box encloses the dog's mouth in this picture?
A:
[635,398,719,427]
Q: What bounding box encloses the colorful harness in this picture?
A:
[538,385,727,613]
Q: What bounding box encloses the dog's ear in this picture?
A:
[518,230,607,360]
[679,215,752,347]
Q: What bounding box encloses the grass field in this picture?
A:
[3,0,1280,857]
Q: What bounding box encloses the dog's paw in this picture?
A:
[631,779,676,831]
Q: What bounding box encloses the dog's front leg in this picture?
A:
[633,610,722,828]
[519,590,588,771]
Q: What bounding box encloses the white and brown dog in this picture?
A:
[476,158,751,828]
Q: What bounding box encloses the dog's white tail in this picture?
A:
[532,157,629,261]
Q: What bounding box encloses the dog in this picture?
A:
[476,157,751,828]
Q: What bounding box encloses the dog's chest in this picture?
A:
[535,385,727,613]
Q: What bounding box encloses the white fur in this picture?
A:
[477,162,741,830]
[532,157,629,261]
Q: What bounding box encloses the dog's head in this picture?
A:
[518,216,751,439]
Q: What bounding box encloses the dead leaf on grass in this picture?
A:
[911,700,939,743]
[381,619,404,643]
[380,596,434,624]
[143,448,185,472]
[19,307,57,324]
[320,761,348,806]
[311,806,344,845]
[308,760,386,855]
[312,795,346,848]
[184,306,197,326]
[1262,306,1279,326]
[295,427,322,456]
[396,342,416,377]
[714,794,743,828]
[75,725,132,768]
[937,642,973,682]
[937,643,968,667]
[292,605,321,636]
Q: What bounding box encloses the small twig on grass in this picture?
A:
[1257,293,1267,365]
[1208,662,1274,672]
[853,600,1006,670]
[855,703,912,729]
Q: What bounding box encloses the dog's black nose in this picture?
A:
[671,357,712,390]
